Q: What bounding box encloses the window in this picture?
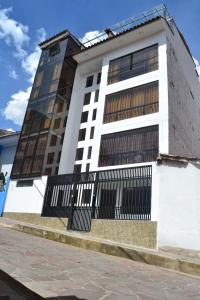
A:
[108,44,158,84]
[94,90,99,102]
[47,152,54,164]
[25,139,36,156]
[97,72,101,84]
[56,100,64,113]
[92,109,97,120]
[63,116,67,127]
[74,164,81,174]
[78,128,86,141]
[60,133,64,145]
[45,168,52,175]
[84,93,91,105]
[49,80,59,93]
[32,156,43,174]
[34,71,43,88]
[99,125,158,167]
[57,151,61,164]
[35,134,47,156]
[104,81,159,123]
[21,158,32,175]
[49,43,60,56]
[16,180,33,187]
[86,163,90,173]
[82,189,91,204]
[55,166,59,175]
[121,186,151,214]
[50,135,57,146]
[86,75,93,87]
[90,127,94,139]
[53,63,62,80]
[87,146,92,159]
[76,148,84,160]
[81,111,88,123]
[42,116,51,130]
[54,118,61,129]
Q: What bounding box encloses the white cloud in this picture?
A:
[193,57,200,79]
[6,128,15,132]
[0,7,29,58]
[80,30,105,47]
[2,12,47,126]
[8,67,18,79]
[21,28,46,83]
[3,87,31,125]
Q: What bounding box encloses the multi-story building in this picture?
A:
[4,5,200,250]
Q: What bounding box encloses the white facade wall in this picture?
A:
[60,30,168,174]
[4,177,47,214]
[156,161,200,250]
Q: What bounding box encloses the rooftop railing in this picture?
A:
[81,4,172,48]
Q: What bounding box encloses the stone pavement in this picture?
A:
[0,227,200,299]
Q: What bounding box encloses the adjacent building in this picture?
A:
[4,5,200,250]
[0,131,19,215]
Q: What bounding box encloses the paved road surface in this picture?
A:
[0,227,200,299]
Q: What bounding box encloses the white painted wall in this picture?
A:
[157,161,200,250]
[60,29,169,174]
[4,176,47,214]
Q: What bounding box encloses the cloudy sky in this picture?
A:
[0,0,200,132]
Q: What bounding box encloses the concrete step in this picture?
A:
[1,217,200,278]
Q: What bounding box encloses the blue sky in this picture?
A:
[0,0,200,132]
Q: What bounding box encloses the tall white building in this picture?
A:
[4,5,200,251]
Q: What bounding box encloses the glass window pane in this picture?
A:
[108,44,158,84]
[99,126,158,166]
[84,93,91,105]
[104,81,158,123]
[86,75,93,87]
[76,148,84,160]
[78,128,86,141]
[81,111,88,123]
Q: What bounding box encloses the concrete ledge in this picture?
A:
[3,212,157,248]
[91,219,157,248]
[5,221,200,278]
[3,212,68,230]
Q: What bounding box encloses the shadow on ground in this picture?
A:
[47,297,87,300]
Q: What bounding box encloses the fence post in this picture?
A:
[67,173,78,229]
[92,171,99,218]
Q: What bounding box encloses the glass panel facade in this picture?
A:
[104,81,158,123]
[11,35,80,179]
[108,44,158,84]
[99,125,158,167]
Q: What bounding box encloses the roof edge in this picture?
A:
[157,153,200,164]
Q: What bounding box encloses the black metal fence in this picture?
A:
[42,166,152,231]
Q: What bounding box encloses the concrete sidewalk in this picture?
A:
[1,223,200,299]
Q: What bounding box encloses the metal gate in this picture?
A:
[42,166,152,231]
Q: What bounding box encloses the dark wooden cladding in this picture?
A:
[104,81,158,123]
[108,44,158,84]
[99,125,158,167]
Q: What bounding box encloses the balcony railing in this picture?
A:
[104,102,159,123]
[107,59,158,85]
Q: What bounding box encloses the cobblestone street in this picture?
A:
[0,227,200,299]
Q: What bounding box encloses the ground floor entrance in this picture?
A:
[42,166,152,231]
